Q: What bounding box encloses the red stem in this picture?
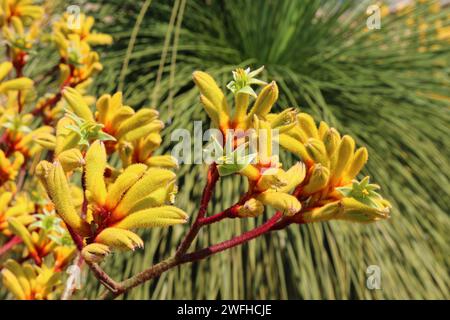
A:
[0,235,22,257]
[175,163,219,257]
[182,211,283,262]
[198,205,238,225]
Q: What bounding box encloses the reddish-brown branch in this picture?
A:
[175,163,219,257]
[100,211,284,300]
[0,235,22,257]
[182,211,283,262]
[198,205,238,225]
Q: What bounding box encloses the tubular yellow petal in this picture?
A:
[256,191,301,216]
[35,133,56,150]
[318,121,330,139]
[256,168,288,191]
[278,162,306,193]
[0,78,33,93]
[4,260,31,298]
[239,164,261,181]
[55,117,80,155]
[62,87,94,121]
[145,155,179,169]
[84,141,107,205]
[0,61,13,81]
[301,201,342,223]
[46,162,91,237]
[331,135,355,184]
[199,95,221,128]
[2,268,27,300]
[113,206,188,229]
[7,217,37,257]
[297,113,319,139]
[95,228,143,251]
[279,134,310,162]
[248,81,278,119]
[345,147,368,180]
[126,187,170,213]
[81,243,110,263]
[110,106,134,129]
[0,192,13,212]
[237,198,264,218]
[116,109,159,139]
[122,120,164,142]
[323,128,340,156]
[305,138,329,167]
[193,71,230,117]
[85,33,113,45]
[57,148,85,172]
[338,197,391,223]
[106,163,147,210]
[303,164,330,194]
[233,92,250,125]
[95,94,111,124]
[113,168,176,217]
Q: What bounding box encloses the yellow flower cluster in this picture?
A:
[2,259,62,300]
[194,67,391,223]
[36,140,187,263]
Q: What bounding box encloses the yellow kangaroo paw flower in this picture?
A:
[237,198,264,218]
[257,191,302,216]
[84,141,107,205]
[279,134,310,162]
[297,113,319,139]
[303,164,330,194]
[62,87,94,121]
[45,162,91,236]
[247,81,278,120]
[193,71,230,118]
[305,138,330,167]
[330,135,355,184]
[323,128,340,156]
[113,168,176,217]
[0,61,13,81]
[0,77,33,93]
[345,147,368,180]
[278,162,306,193]
[7,217,37,258]
[116,109,159,139]
[57,148,85,172]
[106,163,147,210]
[4,260,31,298]
[81,243,111,263]
[1,268,27,300]
[145,155,179,169]
[122,120,164,142]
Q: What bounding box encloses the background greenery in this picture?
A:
[7,0,449,299]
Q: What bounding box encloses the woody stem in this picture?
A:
[99,211,284,300]
[175,163,219,257]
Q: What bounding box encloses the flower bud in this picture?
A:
[331,135,355,184]
[257,191,302,216]
[237,198,264,217]
[0,78,33,93]
[303,164,330,194]
[345,147,368,180]
[323,128,340,156]
[81,243,111,263]
[248,81,278,119]
[297,113,318,139]
[305,138,329,167]
[57,148,85,172]
[62,87,94,121]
